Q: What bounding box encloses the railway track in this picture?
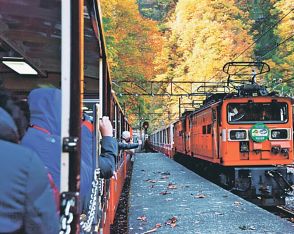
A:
[276,205,294,221]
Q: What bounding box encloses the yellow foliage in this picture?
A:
[153,0,254,121]
[270,0,294,79]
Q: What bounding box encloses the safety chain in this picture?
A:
[80,168,104,232]
[59,193,77,234]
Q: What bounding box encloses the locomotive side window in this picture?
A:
[202,125,207,134]
[227,102,288,123]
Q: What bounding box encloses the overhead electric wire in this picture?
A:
[232,8,294,62]
[258,34,294,59]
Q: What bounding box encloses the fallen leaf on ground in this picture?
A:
[194,194,206,198]
[160,191,171,195]
[161,171,171,176]
[143,227,157,233]
[214,212,224,215]
[165,216,177,228]
[142,223,162,233]
[167,183,177,189]
[234,201,243,206]
[145,179,157,183]
[137,215,147,222]
[239,225,256,230]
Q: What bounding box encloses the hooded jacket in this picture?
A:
[21,88,62,189]
[21,88,92,199]
[0,107,59,233]
[21,88,117,212]
[81,115,117,179]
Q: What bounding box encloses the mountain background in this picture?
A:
[100,0,293,131]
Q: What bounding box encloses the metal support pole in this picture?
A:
[60,0,83,233]
[179,98,181,118]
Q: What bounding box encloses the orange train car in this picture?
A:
[150,62,294,206]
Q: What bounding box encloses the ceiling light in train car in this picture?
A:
[1,57,38,75]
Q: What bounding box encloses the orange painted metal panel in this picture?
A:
[220,97,293,166]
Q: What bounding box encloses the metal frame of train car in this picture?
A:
[0,0,131,232]
[149,122,174,158]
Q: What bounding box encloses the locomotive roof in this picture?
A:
[180,85,292,119]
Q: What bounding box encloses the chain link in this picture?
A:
[80,168,104,232]
[59,198,75,234]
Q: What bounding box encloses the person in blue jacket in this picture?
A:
[0,90,59,233]
[82,113,116,178]
[21,88,118,212]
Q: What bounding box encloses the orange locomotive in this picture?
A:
[150,62,294,206]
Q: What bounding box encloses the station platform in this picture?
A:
[128,153,294,234]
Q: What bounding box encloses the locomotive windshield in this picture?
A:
[228,102,288,123]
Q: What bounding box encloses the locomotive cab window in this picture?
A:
[227,102,288,123]
[202,125,207,134]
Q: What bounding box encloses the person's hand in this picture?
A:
[99,116,113,137]
[112,171,117,180]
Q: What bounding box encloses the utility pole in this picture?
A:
[138,105,142,143]
[179,97,181,118]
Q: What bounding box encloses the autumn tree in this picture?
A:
[236,0,293,96]
[138,0,177,20]
[151,0,254,123]
[100,0,163,127]
[265,0,294,96]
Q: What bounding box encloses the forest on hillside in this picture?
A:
[100,0,293,130]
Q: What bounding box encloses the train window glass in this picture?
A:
[212,109,217,121]
[202,125,206,134]
[182,119,186,132]
[207,124,211,134]
[227,102,288,124]
[83,99,99,117]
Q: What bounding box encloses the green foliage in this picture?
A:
[138,0,176,20]
[237,0,294,96]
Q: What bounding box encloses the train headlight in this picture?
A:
[229,130,248,141]
[270,129,289,140]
